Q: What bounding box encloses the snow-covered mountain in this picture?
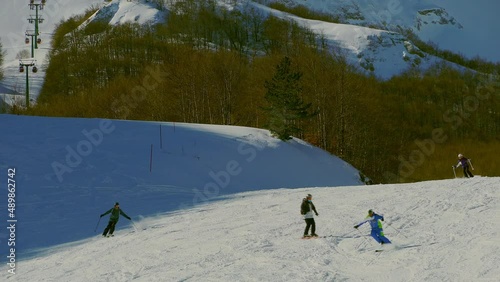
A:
[81,0,453,79]
[0,114,498,282]
[249,1,448,79]
[1,2,499,280]
[266,0,500,62]
[1,0,498,100]
[80,0,166,28]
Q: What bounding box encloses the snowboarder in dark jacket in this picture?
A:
[100,202,131,237]
[300,194,319,238]
[456,154,474,178]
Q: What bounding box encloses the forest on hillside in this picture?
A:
[11,0,500,183]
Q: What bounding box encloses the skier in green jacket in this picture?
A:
[100,202,131,237]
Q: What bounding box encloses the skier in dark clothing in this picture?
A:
[300,194,319,238]
[100,202,131,237]
[456,154,474,178]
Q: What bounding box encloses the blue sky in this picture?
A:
[439,0,500,61]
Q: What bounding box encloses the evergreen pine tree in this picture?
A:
[264,56,315,140]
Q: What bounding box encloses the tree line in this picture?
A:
[12,0,500,183]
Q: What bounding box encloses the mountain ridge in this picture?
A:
[1,0,498,100]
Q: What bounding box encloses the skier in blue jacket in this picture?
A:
[354,209,391,245]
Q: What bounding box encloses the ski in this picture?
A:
[301,234,366,239]
[301,235,320,239]
[372,243,429,252]
[129,228,147,234]
[468,159,475,170]
[320,234,365,239]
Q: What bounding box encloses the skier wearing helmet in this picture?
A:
[354,209,391,245]
[456,154,474,178]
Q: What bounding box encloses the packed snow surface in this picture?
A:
[1,114,499,281]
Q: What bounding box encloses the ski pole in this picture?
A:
[355,227,373,247]
[340,229,357,237]
[94,217,101,233]
[468,159,475,170]
[386,222,408,239]
[131,220,138,230]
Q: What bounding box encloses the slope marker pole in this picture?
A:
[150,144,153,172]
